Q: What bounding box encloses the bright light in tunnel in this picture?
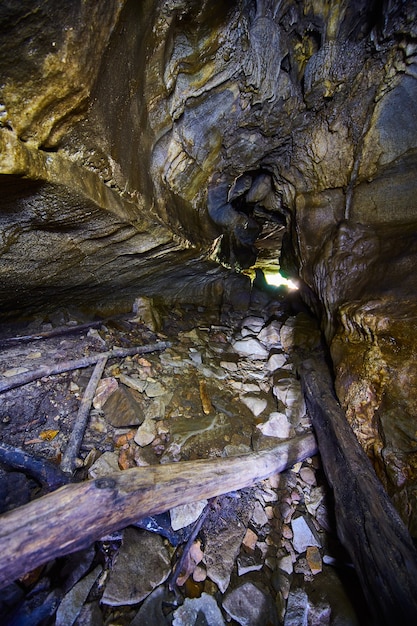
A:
[264,271,298,290]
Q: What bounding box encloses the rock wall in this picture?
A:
[2,1,417,528]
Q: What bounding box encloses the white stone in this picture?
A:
[170,500,208,531]
[273,378,306,423]
[241,316,265,333]
[241,396,267,417]
[241,382,260,393]
[232,338,268,359]
[172,593,225,626]
[220,360,238,372]
[88,451,120,479]
[291,516,321,553]
[278,554,294,575]
[266,353,287,372]
[257,412,291,438]
[134,418,157,446]
[258,320,282,348]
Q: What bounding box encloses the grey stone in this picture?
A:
[203,497,253,593]
[56,566,101,626]
[145,397,167,420]
[240,395,267,417]
[257,411,291,438]
[88,451,120,479]
[273,379,306,424]
[278,554,294,575]
[305,567,360,625]
[266,352,287,371]
[73,602,103,626]
[291,516,321,553]
[284,588,309,626]
[232,338,268,359]
[118,374,147,393]
[237,549,264,575]
[251,500,269,527]
[145,381,166,397]
[258,320,282,348]
[223,581,278,626]
[101,529,170,606]
[170,499,208,531]
[172,593,225,626]
[129,585,169,626]
[134,417,157,446]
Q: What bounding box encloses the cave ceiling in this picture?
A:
[2,0,417,529]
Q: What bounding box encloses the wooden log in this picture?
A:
[297,355,417,625]
[0,432,317,589]
[0,341,170,394]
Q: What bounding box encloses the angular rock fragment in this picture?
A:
[291,516,321,553]
[232,338,268,359]
[258,320,282,348]
[170,500,208,531]
[240,395,267,417]
[257,411,291,438]
[283,588,309,626]
[103,386,144,427]
[223,581,278,626]
[172,593,225,626]
[92,377,118,409]
[101,529,170,606]
[55,566,101,626]
[134,417,157,447]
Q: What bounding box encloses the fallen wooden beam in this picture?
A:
[297,354,417,626]
[0,432,317,589]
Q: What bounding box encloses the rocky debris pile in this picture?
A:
[0,294,365,625]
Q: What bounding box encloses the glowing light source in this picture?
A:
[264,271,298,290]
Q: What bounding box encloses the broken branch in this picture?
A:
[0,341,171,394]
[60,356,108,475]
[0,432,317,589]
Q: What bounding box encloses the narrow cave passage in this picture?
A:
[2,0,417,624]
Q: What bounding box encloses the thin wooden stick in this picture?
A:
[60,356,108,475]
[0,432,317,589]
[0,341,170,394]
[168,498,213,591]
[0,320,106,347]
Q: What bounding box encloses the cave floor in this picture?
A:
[0,293,369,625]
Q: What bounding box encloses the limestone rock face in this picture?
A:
[2,2,417,527]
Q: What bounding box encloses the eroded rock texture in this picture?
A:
[2,1,417,528]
